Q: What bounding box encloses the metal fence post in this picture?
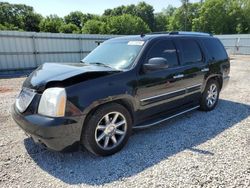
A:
[79,37,83,60]
[32,35,38,67]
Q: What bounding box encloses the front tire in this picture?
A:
[200,79,220,111]
[81,103,132,156]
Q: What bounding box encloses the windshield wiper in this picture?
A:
[88,62,114,69]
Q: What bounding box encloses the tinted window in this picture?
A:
[178,39,202,64]
[202,38,228,60]
[147,40,178,68]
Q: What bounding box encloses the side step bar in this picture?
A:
[133,106,200,129]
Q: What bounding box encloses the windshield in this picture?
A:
[82,40,144,70]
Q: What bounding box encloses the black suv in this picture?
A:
[12,32,230,156]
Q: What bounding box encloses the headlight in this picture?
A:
[38,88,66,117]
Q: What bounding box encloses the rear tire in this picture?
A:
[200,79,220,111]
[81,103,132,156]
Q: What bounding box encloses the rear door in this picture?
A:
[173,38,208,100]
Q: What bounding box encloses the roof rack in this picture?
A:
[147,31,213,36]
[169,31,213,36]
[148,31,169,35]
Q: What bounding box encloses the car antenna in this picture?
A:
[140,33,145,38]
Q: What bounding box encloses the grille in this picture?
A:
[16,88,36,113]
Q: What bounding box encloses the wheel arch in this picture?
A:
[81,96,136,136]
[204,74,223,92]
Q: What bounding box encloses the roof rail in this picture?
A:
[169,31,213,36]
[146,31,213,37]
[147,31,169,35]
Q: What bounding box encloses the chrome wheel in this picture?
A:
[206,83,218,107]
[95,111,127,150]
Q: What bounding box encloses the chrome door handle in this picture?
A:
[201,68,209,72]
[173,74,184,79]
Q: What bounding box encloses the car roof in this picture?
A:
[107,31,214,43]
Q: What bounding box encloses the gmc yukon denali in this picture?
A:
[12,32,230,156]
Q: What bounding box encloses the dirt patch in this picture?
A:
[230,55,250,61]
[0,87,13,93]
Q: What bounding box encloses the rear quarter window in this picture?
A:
[202,38,228,60]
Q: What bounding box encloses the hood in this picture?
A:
[23,62,119,92]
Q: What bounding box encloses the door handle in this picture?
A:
[173,74,184,79]
[201,68,209,72]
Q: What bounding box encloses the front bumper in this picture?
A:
[11,105,83,151]
[222,75,230,90]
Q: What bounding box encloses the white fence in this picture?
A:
[215,34,250,56]
[0,31,118,72]
[0,31,249,73]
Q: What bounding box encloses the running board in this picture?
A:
[133,106,200,129]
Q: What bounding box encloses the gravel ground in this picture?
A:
[0,56,249,188]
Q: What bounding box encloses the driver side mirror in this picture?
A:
[143,57,169,72]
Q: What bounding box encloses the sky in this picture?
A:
[4,0,200,17]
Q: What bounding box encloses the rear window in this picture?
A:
[178,39,203,65]
[202,38,228,60]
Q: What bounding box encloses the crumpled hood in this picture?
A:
[23,62,119,92]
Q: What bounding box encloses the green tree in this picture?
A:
[0,23,19,31]
[103,2,155,31]
[103,9,112,16]
[64,11,84,28]
[180,0,189,30]
[82,20,105,34]
[64,12,100,30]
[0,2,42,31]
[242,0,250,32]
[197,0,231,33]
[193,0,249,34]
[23,12,42,32]
[154,13,168,32]
[39,15,64,33]
[154,5,176,32]
[226,0,249,33]
[135,2,155,30]
[1,0,249,35]
[168,2,201,31]
[105,5,126,16]
[0,23,7,30]
[82,13,100,26]
[59,23,80,33]
[104,14,150,35]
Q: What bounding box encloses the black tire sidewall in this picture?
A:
[82,103,132,156]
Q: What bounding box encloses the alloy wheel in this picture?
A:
[94,111,127,150]
[206,83,218,107]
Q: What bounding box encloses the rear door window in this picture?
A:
[177,39,203,65]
